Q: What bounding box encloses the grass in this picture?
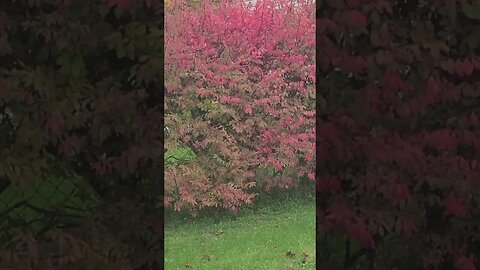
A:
[0,176,99,229]
[165,197,316,270]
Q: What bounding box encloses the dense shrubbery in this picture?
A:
[0,0,162,269]
[317,0,480,269]
[165,0,315,215]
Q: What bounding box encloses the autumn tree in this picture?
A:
[165,0,315,215]
[0,0,163,268]
[317,0,480,269]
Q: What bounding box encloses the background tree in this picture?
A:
[317,0,480,269]
[0,0,163,269]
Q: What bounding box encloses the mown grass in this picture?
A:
[165,197,315,270]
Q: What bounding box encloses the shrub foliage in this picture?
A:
[317,0,480,269]
[165,0,316,214]
[0,0,162,269]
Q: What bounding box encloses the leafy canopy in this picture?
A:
[165,0,315,215]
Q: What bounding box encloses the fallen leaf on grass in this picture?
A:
[302,252,309,264]
[185,263,192,268]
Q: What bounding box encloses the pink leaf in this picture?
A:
[346,10,368,26]
[244,104,253,115]
[455,255,476,270]
[443,195,468,218]
[347,0,362,7]
[164,197,173,208]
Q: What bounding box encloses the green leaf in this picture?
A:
[126,41,135,60]
[98,4,111,18]
[106,33,122,50]
[0,35,11,56]
[461,0,480,20]
[56,53,69,67]
[70,56,85,77]
[114,6,124,18]
[468,26,480,50]
[57,53,75,75]
[182,110,192,119]
[117,45,126,58]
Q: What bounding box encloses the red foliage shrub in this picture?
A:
[318,0,480,268]
[0,0,163,268]
[165,0,315,214]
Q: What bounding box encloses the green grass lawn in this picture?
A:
[165,197,316,270]
[0,176,99,229]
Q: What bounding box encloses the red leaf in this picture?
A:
[471,56,480,68]
[390,183,411,202]
[347,0,362,7]
[455,255,476,270]
[441,59,455,74]
[224,192,234,200]
[244,104,253,115]
[317,176,341,192]
[402,219,418,237]
[316,19,336,34]
[470,112,479,127]
[423,253,443,268]
[443,195,468,218]
[164,197,173,208]
[57,136,82,157]
[45,117,61,134]
[94,162,107,175]
[342,54,367,73]
[455,59,474,76]
[346,221,375,248]
[346,10,368,26]
[424,129,456,152]
[319,122,339,143]
[0,12,9,32]
[426,76,439,91]
[383,73,405,90]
